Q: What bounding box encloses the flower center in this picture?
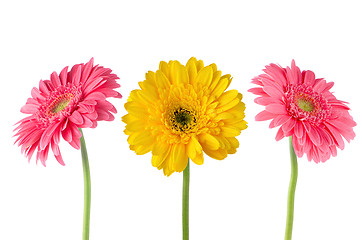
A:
[49,95,72,114]
[286,84,331,125]
[175,110,192,125]
[297,98,314,112]
[36,85,82,129]
[168,107,197,133]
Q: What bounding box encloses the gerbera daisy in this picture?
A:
[14,58,121,240]
[123,57,247,176]
[123,57,247,240]
[249,60,356,162]
[14,58,121,165]
[249,60,356,240]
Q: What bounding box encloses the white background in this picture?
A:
[0,1,361,239]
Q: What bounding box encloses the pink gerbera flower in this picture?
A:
[249,60,356,163]
[14,58,121,166]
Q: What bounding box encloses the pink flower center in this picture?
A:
[285,84,331,125]
[37,85,82,128]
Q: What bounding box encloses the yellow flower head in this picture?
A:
[123,58,247,176]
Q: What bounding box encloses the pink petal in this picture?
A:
[323,82,334,92]
[61,125,73,143]
[330,145,337,157]
[248,87,267,96]
[294,121,303,138]
[80,58,94,83]
[275,127,285,141]
[297,132,307,145]
[39,123,60,150]
[302,121,311,132]
[308,126,322,146]
[254,97,278,106]
[263,86,284,99]
[39,80,50,95]
[251,77,263,86]
[265,103,287,115]
[255,111,277,121]
[303,70,315,86]
[282,118,296,133]
[69,139,81,150]
[79,116,93,128]
[31,87,45,101]
[313,79,327,93]
[264,63,287,86]
[96,110,110,121]
[59,66,68,85]
[20,103,38,114]
[50,71,61,88]
[72,65,82,86]
[85,111,98,120]
[85,92,106,101]
[83,77,106,96]
[68,111,84,125]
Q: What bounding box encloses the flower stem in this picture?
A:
[182,160,190,240]
[79,129,91,240]
[285,136,298,240]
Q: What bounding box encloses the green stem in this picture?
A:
[182,160,190,240]
[285,136,298,240]
[79,129,91,240]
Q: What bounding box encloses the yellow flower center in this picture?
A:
[48,93,73,114]
[169,107,197,133]
[297,98,314,112]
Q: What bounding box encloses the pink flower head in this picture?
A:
[249,60,356,163]
[14,58,121,166]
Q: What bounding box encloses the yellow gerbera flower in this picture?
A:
[123,57,247,176]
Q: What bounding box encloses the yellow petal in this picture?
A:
[203,147,228,160]
[163,167,174,177]
[145,71,156,84]
[222,74,232,89]
[152,147,170,168]
[227,148,237,154]
[122,114,136,124]
[195,59,204,72]
[186,136,202,159]
[209,63,218,72]
[159,61,170,79]
[138,88,159,104]
[209,70,222,92]
[139,83,158,101]
[129,90,151,106]
[155,70,171,89]
[214,112,234,121]
[128,131,154,146]
[221,127,241,138]
[172,144,188,172]
[227,137,239,149]
[169,61,188,85]
[133,144,152,155]
[161,148,175,176]
[195,66,213,87]
[125,120,146,132]
[124,102,148,118]
[186,57,198,83]
[211,76,229,98]
[191,151,204,165]
[217,136,231,150]
[152,155,164,168]
[198,133,220,150]
[218,98,240,112]
[218,90,239,106]
[152,141,169,155]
